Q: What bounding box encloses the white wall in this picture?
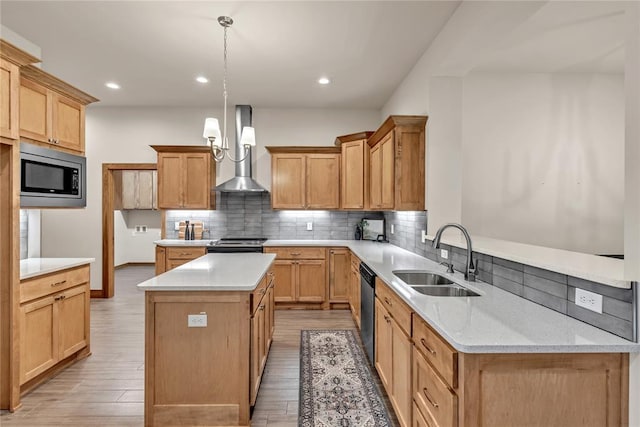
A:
[461,72,624,254]
[40,107,379,290]
[114,210,161,266]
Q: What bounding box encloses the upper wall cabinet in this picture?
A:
[19,65,98,155]
[0,40,40,141]
[151,145,216,210]
[335,132,373,210]
[368,116,427,211]
[266,146,340,210]
[114,169,158,210]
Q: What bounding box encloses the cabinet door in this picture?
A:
[250,308,261,406]
[350,264,361,329]
[183,153,210,209]
[58,285,89,360]
[341,140,366,209]
[413,403,431,427]
[152,170,158,210]
[157,153,184,208]
[271,153,305,209]
[370,145,382,209]
[306,154,340,209]
[137,170,155,209]
[380,133,395,209]
[391,320,412,427]
[329,248,350,303]
[375,298,392,391]
[165,258,191,272]
[272,260,296,302]
[20,295,58,384]
[155,246,166,275]
[268,280,275,340]
[395,126,425,210]
[20,78,51,144]
[297,260,326,303]
[121,170,138,209]
[52,93,84,153]
[1,59,19,139]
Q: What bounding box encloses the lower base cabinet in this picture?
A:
[374,278,629,427]
[349,253,361,328]
[19,265,91,388]
[155,245,206,274]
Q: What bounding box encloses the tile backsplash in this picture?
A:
[20,210,28,260]
[164,193,383,240]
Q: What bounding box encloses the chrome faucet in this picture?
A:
[432,223,477,281]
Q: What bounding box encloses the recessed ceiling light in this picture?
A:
[196,76,209,84]
[318,77,330,85]
[105,82,120,90]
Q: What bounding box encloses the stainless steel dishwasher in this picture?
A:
[359,263,376,364]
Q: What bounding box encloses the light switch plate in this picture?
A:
[174,221,180,231]
[390,224,395,234]
[188,313,208,327]
[307,222,313,231]
[421,230,427,243]
[440,249,449,259]
[575,288,603,313]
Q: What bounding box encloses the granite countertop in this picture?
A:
[155,239,217,247]
[137,253,276,292]
[264,239,640,353]
[20,258,95,280]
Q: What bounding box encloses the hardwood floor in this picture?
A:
[0,266,393,426]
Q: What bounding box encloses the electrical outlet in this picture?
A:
[142,225,147,232]
[440,249,449,259]
[575,288,603,313]
[390,224,395,234]
[187,313,208,327]
[421,230,427,243]
[174,221,180,231]
[307,222,313,231]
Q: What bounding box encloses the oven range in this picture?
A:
[207,237,267,253]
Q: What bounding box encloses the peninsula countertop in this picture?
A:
[137,253,275,292]
[20,258,95,280]
[262,239,639,353]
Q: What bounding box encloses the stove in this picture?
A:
[207,237,267,253]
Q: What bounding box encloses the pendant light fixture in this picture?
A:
[203,16,256,163]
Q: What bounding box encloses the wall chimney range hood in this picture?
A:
[215,105,267,192]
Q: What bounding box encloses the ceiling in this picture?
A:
[0,1,459,108]
[0,1,627,109]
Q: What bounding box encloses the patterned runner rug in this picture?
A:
[299,329,393,427]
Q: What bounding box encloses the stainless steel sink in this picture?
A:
[409,285,480,297]
[392,271,454,286]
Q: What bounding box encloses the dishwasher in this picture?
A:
[359,262,376,364]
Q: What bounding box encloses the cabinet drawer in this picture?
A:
[376,278,411,336]
[413,402,433,427]
[413,314,458,388]
[165,246,206,260]
[264,247,326,260]
[251,274,269,314]
[21,265,89,303]
[413,347,457,427]
[350,252,361,270]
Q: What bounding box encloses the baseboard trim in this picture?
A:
[90,289,106,298]
[115,262,154,270]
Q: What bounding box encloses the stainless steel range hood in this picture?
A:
[215,105,267,192]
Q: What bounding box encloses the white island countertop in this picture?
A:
[154,239,216,247]
[264,240,639,353]
[20,258,95,280]
[137,253,276,291]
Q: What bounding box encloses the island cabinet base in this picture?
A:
[457,352,629,427]
[144,291,251,427]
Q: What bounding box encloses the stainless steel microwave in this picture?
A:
[20,143,86,208]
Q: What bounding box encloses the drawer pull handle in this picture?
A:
[291,252,301,256]
[422,388,439,408]
[51,280,67,287]
[260,288,267,295]
[259,305,265,311]
[420,338,437,355]
[384,297,392,306]
[383,315,391,323]
[179,252,190,256]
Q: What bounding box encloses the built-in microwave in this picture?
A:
[20,142,86,208]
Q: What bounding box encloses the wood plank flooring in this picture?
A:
[0,266,394,426]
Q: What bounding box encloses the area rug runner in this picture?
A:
[299,329,392,427]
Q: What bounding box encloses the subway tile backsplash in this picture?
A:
[166,195,636,341]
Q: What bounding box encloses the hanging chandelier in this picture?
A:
[203,16,255,163]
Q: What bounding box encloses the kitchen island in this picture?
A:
[137,252,276,427]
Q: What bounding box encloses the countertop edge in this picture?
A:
[20,258,95,280]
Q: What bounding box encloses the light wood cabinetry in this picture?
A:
[19,265,90,387]
[144,266,274,426]
[19,65,98,154]
[152,145,215,210]
[264,247,327,307]
[368,116,427,211]
[336,132,373,210]
[329,248,350,304]
[114,170,157,210]
[349,253,361,328]
[266,147,340,209]
[375,281,412,427]
[374,277,629,427]
[155,245,206,274]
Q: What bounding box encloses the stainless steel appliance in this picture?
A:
[360,262,377,364]
[207,237,267,253]
[20,142,86,207]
